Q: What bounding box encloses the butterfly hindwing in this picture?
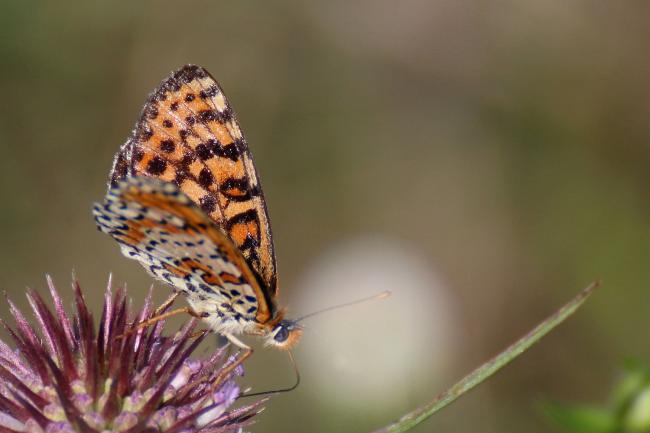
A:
[110,65,278,298]
[93,177,274,324]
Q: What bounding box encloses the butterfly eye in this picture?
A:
[273,325,290,343]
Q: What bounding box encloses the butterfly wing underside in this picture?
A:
[110,65,278,298]
[93,177,274,324]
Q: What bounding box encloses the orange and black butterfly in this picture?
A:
[94,65,301,349]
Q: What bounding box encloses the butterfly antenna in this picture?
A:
[295,290,391,322]
[240,350,301,398]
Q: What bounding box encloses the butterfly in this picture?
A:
[94,65,301,350]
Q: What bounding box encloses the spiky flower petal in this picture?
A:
[0,276,264,433]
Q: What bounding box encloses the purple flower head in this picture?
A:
[0,276,265,433]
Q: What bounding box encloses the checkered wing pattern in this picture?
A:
[93,177,274,324]
[110,65,278,297]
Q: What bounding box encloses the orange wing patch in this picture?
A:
[110,65,278,297]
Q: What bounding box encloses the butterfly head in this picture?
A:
[265,320,303,350]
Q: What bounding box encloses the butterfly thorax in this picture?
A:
[189,296,301,349]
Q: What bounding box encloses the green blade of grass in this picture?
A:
[371,281,599,433]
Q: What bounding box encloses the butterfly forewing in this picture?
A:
[110,65,278,297]
[93,177,274,324]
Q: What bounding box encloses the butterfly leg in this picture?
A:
[119,306,203,339]
[203,347,253,403]
[154,291,182,316]
[224,333,251,350]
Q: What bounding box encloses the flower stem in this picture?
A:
[371,281,599,433]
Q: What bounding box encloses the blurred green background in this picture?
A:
[1,1,649,432]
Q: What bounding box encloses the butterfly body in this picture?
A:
[94,65,301,349]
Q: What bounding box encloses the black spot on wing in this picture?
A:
[146,156,167,175]
[160,139,175,153]
[199,194,217,213]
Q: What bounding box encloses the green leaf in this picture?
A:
[543,402,617,433]
[624,387,650,432]
[613,361,650,412]
[370,281,599,433]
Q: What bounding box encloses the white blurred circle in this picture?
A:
[292,235,458,407]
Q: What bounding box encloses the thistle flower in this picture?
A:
[0,276,264,433]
